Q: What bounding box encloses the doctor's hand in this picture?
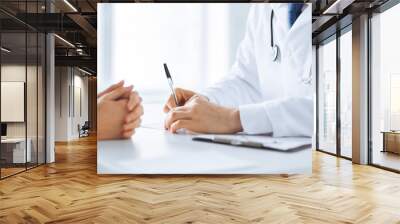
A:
[98,83,144,140]
[163,88,200,112]
[164,96,243,134]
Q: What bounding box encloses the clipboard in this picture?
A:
[192,134,311,151]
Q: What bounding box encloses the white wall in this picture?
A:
[98,3,249,102]
[1,63,46,164]
[1,65,26,134]
[72,73,89,138]
[54,67,89,141]
[1,82,25,122]
[1,65,38,138]
[55,67,69,141]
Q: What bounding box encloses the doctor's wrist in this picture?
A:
[228,109,243,133]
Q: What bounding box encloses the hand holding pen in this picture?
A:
[163,63,198,112]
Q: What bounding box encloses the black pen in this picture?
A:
[163,63,179,106]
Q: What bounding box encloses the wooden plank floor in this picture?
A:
[1,135,400,224]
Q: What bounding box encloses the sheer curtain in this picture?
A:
[98,3,249,103]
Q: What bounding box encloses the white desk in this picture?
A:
[1,138,31,163]
[97,103,311,174]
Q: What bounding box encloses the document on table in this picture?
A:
[140,122,165,130]
[192,134,311,151]
[140,121,311,151]
[140,103,166,130]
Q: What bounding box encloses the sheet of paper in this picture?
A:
[140,103,165,130]
[140,122,164,130]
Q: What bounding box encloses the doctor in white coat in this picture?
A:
[164,3,313,137]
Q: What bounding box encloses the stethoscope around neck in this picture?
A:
[269,9,312,84]
[270,10,279,62]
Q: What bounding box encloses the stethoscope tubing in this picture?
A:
[270,10,274,48]
[269,8,312,84]
[270,10,279,62]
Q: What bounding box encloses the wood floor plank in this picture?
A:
[0,135,400,223]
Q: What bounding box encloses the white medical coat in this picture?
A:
[202,4,313,137]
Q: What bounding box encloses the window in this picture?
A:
[370,2,400,171]
[390,74,400,130]
[339,29,352,158]
[1,31,28,178]
[0,1,47,179]
[316,27,353,159]
[317,37,337,155]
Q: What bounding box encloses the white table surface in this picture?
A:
[1,137,32,163]
[1,138,26,143]
[97,103,311,174]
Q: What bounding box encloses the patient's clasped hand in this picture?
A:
[97,81,144,140]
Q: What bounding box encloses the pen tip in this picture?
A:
[163,63,171,78]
